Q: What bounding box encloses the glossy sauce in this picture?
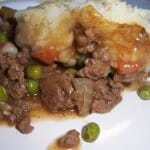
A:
[0,96,80,126]
[25,96,80,122]
[47,139,81,150]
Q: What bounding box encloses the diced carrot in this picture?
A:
[117,60,142,74]
[32,47,59,65]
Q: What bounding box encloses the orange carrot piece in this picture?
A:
[117,60,142,74]
[32,47,59,65]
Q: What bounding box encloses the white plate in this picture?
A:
[0,1,150,150]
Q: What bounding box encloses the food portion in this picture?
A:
[0,0,150,134]
[57,129,80,148]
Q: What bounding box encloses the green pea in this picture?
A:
[81,122,100,142]
[65,68,77,76]
[137,85,150,100]
[26,79,39,95]
[26,65,42,80]
[76,54,88,68]
[0,85,8,102]
[0,31,8,42]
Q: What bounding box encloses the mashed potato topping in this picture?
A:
[84,0,150,33]
[15,0,150,73]
[73,5,150,74]
[15,1,76,65]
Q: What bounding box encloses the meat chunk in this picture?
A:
[73,24,99,53]
[40,72,75,112]
[57,129,80,148]
[8,100,33,133]
[17,47,33,66]
[16,116,33,134]
[42,63,58,78]
[74,24,111,79]
[78,55,110,79]
[0,99,33,133]
[0,52,26,99]
[92,78,124,113]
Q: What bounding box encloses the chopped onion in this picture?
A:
[72,78,93,116]
[2,42,18,55]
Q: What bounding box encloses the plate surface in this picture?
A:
[0,1,150,150]
[125,0,150,9]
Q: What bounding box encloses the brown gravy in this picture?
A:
[0,96,80,126]
[47,139,81,150]
[26,96,79,121]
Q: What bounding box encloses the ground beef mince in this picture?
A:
[40,71,75,112]
[10,100,33,134]
[16,116,33,134]
[40,71,124,115]
[74,24,100,53]
[0,15,33,133]
[17,47,33,66]
[57,129,80,148]
[0,52,26,99]
[0,100,33,133]
[74,24,111,79]
[78,58,110,79]
[42,63,58,78]
[91,78,124,113]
